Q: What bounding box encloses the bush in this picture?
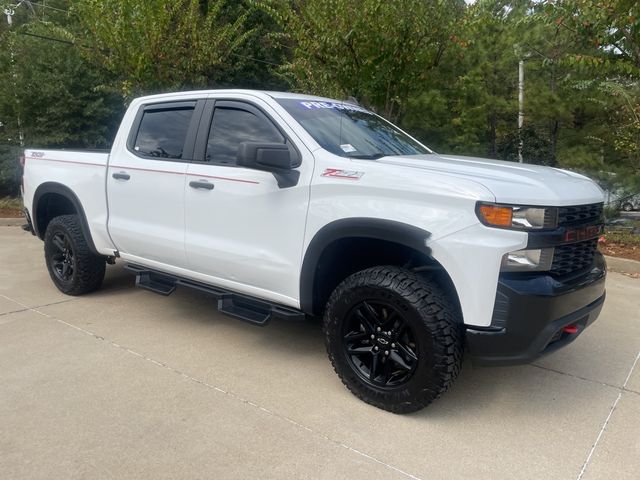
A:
[0,144,22,197]
[603,203,621,221]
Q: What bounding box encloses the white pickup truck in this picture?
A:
[21,90,607,413]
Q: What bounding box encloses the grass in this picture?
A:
[0,197,22,210]
[602,220,640,262]
[604,229,640,246]
[0,196,23,217]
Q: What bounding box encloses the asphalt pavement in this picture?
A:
[1,226,639,480]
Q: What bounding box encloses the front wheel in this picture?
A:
[44,214,106,295]
[324,266,463,413]
[622,203,633,212]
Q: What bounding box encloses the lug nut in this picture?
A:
[374,346,379,351]
[384,351,389,355]
[377,327,381,332]
[391,343,396,348]
[370,334,375,339]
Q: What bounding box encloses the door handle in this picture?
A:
[189,180,214,190]
[112,171,130,181]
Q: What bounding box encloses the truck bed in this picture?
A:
[22,149,114,254]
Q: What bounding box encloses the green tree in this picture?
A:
[403,1,523,157]
[541,0,640,178]
[260,0,464,122]
[0,0,123,195]
[73,0,253,98]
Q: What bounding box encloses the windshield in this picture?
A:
[276,99,431,159]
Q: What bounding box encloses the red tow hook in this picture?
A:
[563,325,579,334]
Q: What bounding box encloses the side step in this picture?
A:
[135,271,176,296]
[124,264,305,326]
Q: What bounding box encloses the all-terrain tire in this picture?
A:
[44,214,106,295]
[324,266,463,413]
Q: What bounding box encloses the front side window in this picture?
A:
[134,106,194,159]
[276,99,430,159]
[207,107,284,164]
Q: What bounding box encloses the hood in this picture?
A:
[377,154,604,206]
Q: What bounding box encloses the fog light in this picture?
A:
[501,248,554,272]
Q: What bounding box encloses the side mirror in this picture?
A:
[237,142,293,170]
[237,142,300,188]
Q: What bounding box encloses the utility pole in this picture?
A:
[4,7,25,147]
[517,59,524,163]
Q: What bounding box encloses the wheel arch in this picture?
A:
[299,218,462,319]
[32,182,99,254]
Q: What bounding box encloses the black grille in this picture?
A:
[550,239,598,276]
[558,203,603,226]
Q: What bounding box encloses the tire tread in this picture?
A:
[44,214,105,295]
[323,265,463,413]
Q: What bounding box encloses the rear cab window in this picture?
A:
[129,101,199,160]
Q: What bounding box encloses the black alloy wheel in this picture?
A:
[49,231,75,283]
[343,301,419,388]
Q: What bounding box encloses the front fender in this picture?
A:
[299,217,431,314]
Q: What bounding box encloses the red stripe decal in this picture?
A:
[26,157,103,167]
[186,172,260,185]
[26,157,260,185]
[109,164,184,176]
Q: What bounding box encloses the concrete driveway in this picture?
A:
[1,226,638,480]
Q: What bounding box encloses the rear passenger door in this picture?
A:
[184,98,313,305]
[107,99,204,268]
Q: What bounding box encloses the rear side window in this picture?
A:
[134,106,194,159]
[207,107,284,164]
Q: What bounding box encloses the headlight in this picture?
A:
[501,248,554,272]
[477,202,557,230]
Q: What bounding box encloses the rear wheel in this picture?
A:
[44,215,106,295]
[622,203,633,212]
[324,266,463,413]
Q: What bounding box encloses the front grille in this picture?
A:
[558,203,603,226]
[550,239,598,276]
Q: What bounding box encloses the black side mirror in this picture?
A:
[237,142,300,188]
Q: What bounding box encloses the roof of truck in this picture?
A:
[133,89,354,106]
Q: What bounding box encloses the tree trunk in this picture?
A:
[488,114,497,158]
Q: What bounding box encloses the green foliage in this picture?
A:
[259,0,465,121]
[0,196,23,210]
[0,144,22,196]
[0,0,638,198]
[73,0,253,98]
[403,0,523,158]
[605,229,640,247]
[1,25,123,147]
[603,203,621,221]
[537,0,640,174]
[0,0,124,195]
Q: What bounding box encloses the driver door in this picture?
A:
[184,98,313,304]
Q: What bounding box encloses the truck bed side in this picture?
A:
[22,149,116,255]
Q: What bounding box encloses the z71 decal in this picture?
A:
[321,168,364,180]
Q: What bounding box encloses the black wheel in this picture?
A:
[622,203,633,212]
[44,215,106,295]
[324,266,463,413]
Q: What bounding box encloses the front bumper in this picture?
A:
[467,252,606,366]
